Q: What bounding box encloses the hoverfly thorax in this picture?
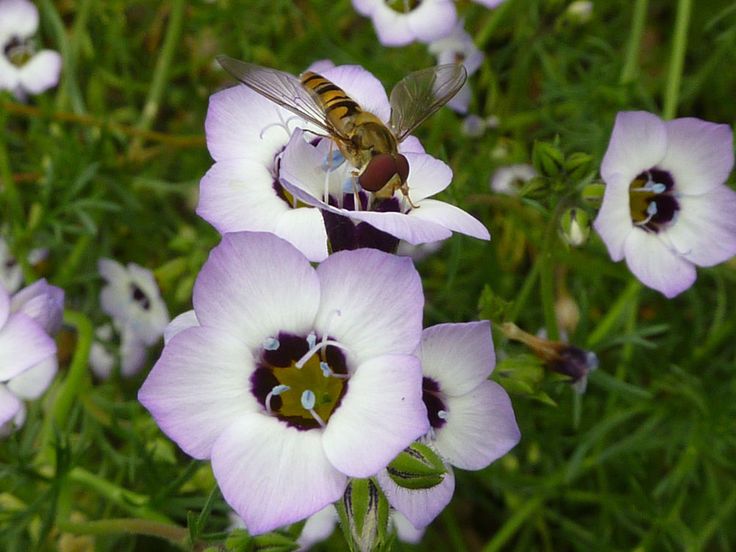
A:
[216,56,467,209]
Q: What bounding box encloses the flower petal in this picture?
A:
[321,65,391,123]
[601,111,667,185]
[352,0,377,16]
[274,203,329,262]
[0,313,55,381]
[197,158,289,235]
[193,232,320,349]
[120,326,148,377]
[377,460,455,529]
[405,153,452,202]
[434,380,520,470]
[593,172,633,261]
[623,229,696,298]
[409,199,490,240]
[0,285,9,327]
[0,0,39,40]
[164,310,199,344]
[315,249,423,362]
[205,84,293,165]
[18,50,62,94]
[10,279,64,335]
[407,0,457,43]
[7,356,57,400]
[0,383,23,428]
[371,7,414,47]
[323,354,428,477]
[138,326,259,459]
[211,414,347,535]
[392,510,426,544]
[659,118,734,194]
[297,505,338,550]
[420,321,494,395]
[665,185,736,267]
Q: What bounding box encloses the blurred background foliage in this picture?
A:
[2,0,736,550]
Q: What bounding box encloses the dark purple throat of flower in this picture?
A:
[251,330,350,430]
[422,377,448,430]
[628,168,680,233]
[3,36,34,67]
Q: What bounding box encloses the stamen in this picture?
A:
[320,309,342,348]
[437,410,449,421]
[631,181,666,194]
[258,113,304,140]
[301,390,326,428]
[320,361,349,379]
[263,337,280,351]
[634,201,658,227]
[294,339,349,368]
[265,384,290,415]
[306,332,317,349]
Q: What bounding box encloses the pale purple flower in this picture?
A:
[280,129,489,247]
[0,0,62,99]
[352,0,457,47]
[472,0,506,7]
[98,258,169,346]
[490,163,538,195]
[427,21,483,114]
[139,232,428,534]
[89,322,149,380]
[594,111,736,298]
[0,279,63,436]
[377,321,520,529]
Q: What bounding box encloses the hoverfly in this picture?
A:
[216,55,467,208]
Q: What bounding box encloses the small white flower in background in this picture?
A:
[594,111,736,298]
[352,0,457,47]
[461,114,499,138]
[490,163,538,195]
[0,279,64,436]
[0,0,62,99]
[566,1,593,24]
[471,0,506,7]
[92,259,169,378]
[428,21,483,114]
[0,237,47,294]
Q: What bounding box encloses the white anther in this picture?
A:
[301,390,327,428]
[438,410,449,421]
[306,332,317,349]
[265,384,290,415]
[263,337,280,351]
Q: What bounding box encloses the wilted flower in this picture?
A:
[377,321,520,529]
[427,21,483,114]
[490,163,538,195]
[594,111,736,297]
[352,0,457,47]
[0,0,62,99]
[0,279,63,436]
[139,232,428,534]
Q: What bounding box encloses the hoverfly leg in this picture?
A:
[401,183,419,210]
[350,170,362,212]
[323,140,334,204]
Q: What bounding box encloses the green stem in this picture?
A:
[67,468,173,523]
[132,0,186,148]
[475,0,514,49]
[620,0,649,84]
[540,204,566,342]
[586,279,641,349]
[662,0,692,119]
[0,104,24,229]
[508,256,542,323]
[58,517,185,545]
[55,234,93,287]
[38,310,93,461]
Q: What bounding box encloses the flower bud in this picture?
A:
[566,1,593,24]
[581,182,605,206]
[564,151,594,180]
[337,478,390,552]
[559,207,590,247]
[386,442,447,490]
[518,176,549,199]
[532,140,565,178]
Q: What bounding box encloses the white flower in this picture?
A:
[428,21,484,114]
[594,111,736,297]
[352,0,457,47]
[490,163,538,195]
[0,279,63,436]
[0,0,62,99]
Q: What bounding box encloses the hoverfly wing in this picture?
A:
[216,55,343,138]
[388,64,468,142]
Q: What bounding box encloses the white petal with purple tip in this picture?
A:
[592,172,633,262]
[193,233,320,349]
[211,414,347,535]
[315,249,423,362]
[623,230,696,298]
[420,321,495,396]
[409,200,490,240]
[600,111,667,184]
[164,310,199,344]
[0,313,55,381]
[0,383,22,427]
[323,354,428,478]
[7,356,57,400]
[434,380,520,470]
[18,50,62,94]
[138,326,259,459]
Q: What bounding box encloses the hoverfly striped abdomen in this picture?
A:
[301,71,361,126]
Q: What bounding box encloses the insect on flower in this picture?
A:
[216,56,467,208]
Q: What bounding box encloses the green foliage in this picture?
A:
[2,0,736,551]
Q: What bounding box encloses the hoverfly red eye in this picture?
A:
[395,154,410,183]
[359,153,396,192]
